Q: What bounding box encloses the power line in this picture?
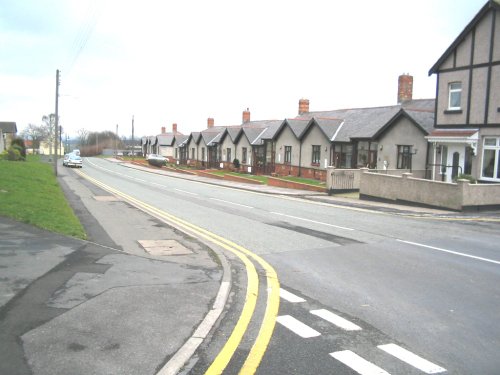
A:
[64,0,102,77]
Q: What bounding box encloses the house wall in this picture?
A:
[300,125,330,169]
[220,135,235,166]
[436,70,469,125]
[158,145,174,159]
[376,117,428,171]
[235,136,252,168]
[488,65,500,123]
[274,126,300,166]
[495,10,500,61]
[198,139,208,166]
[470,67,489,124]
[435,8,499,128]
[0,130,4,152]
[186,138,199,166]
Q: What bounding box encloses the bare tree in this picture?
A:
[77,128,89,148]
[21,123,47,153]
[42,114,56,157]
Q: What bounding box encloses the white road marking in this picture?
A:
[378,344,446,374]
[270,212,354,231]
[174,189,198,196]
[330,350,390,375]
[397,239,500,265]
[276,315,321,338]
[279,288,306,303]
[209,198,253,209]
[310,309,362,331]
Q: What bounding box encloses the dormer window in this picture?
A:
[448,82,462,110]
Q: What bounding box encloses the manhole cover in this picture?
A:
[138,240,193,256]
[93,195,121,202]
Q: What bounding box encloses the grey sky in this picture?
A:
[0,0,486,137]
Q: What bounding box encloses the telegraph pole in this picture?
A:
[131,115,135,161]
[54,69,60,176]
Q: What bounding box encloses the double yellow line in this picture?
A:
[75,170,280,374]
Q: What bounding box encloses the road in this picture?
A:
[78,158,500,374]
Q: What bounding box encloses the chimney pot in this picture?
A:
[161,126,166,134]
[207,118,214,128]
[242,108,251,124]
[299,98,310,115]
[172,123,178,133]
[397,74,413,104]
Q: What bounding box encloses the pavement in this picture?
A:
[1,159,498,375]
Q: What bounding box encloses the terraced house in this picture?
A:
[141,74,436,181]
[426,0,500,183]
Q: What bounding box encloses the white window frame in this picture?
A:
[448,82,462,110]
[481,137,500,181]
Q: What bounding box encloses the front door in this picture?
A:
[452,151,460,180]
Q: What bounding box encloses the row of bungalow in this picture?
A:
[142,75,435,182]
[142,0,500,184]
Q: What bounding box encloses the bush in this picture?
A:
[233,158,240,169]
[11,138,26,158]
[453,174,477,184]
[1,146,24,161]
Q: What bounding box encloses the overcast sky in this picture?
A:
[1,0,486,138]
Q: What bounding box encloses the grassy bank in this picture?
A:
[0,155,86,239]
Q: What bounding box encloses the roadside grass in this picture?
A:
[207,170,268,184]
[206,170,326,186]
[0,155,86,239]
[279,175,326,186]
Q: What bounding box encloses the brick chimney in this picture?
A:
[299,98,309,115]
[172,123,178,133]
[161,126,166,134]
[242,108,250,123]
[207,118,214,128]
[397,73,413,104]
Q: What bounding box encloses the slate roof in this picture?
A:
[188,132,202,144]
[226,127,242,142]
[200,126,226,146]
[297,99,435,141]
[314,118,345,140]
[251,120,283,144]
[0,122,17,133]
[175,135,189,147]
[157,134,175,146]
[241,127,266,145]
[282,119,310,139]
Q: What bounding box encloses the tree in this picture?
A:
[42,114,56,157]
[21,123,47,153]
[80,131,125,156]
[77,128,89,148]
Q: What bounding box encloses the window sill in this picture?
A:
[311,163,320,167]
[444,109,463,114]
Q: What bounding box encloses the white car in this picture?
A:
[63,154,70,166]
[66,153,83,168]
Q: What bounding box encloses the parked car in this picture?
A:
[63,154,70,166]
[66,153,83,168]
[147,154,167,167]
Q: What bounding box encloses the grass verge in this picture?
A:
[0,155,86,239]
[208,170,269,184]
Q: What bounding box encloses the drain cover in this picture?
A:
[138,240,193,256]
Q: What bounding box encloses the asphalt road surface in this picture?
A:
[77,158,500,374]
